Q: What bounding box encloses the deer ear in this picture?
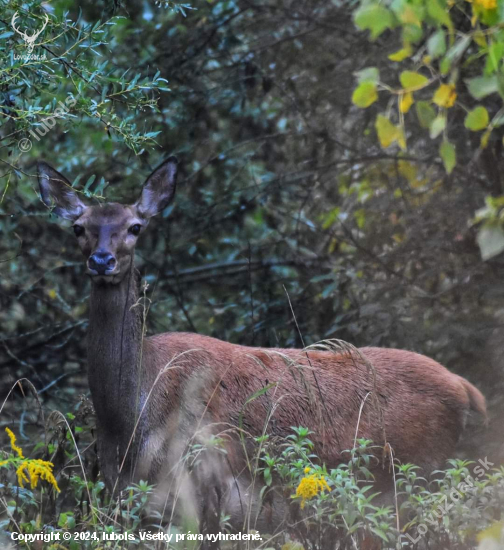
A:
[38,162,87,221]
[135,156,178,218]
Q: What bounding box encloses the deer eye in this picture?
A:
[73,225,85,237]
[128,224,142,236]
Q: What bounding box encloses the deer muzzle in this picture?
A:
[88,251,117,276]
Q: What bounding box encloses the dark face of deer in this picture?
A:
[38,158,178,284]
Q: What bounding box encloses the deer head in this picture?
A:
[11,12,49,54]
[38,158,178,284]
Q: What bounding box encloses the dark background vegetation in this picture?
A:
[0,0,503,473]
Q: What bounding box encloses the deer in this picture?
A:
[38,157,487,545]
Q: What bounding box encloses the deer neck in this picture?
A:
[87,265,145,436]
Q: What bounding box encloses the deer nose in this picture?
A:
[88,252,116,275]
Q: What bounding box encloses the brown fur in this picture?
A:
[38,159,487,544]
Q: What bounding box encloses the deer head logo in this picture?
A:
[11,12,49,54]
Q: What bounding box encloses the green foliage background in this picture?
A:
[0,0,503,488]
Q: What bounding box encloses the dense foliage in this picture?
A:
[1,423,504,548]
[352,0,504,256]
[1,0,503,547]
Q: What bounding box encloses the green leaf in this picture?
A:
[400,71,429,89]
[492,113,504,127]
[426,0,453,30]
[430,115,446,138]
[416,100,436,128]
[485,42,504,75]
[395,3,424,27]
[439,140,456,174]
[354,208,366,229]
[439,57,451,75]
[322,207,341,229]
[440,35,471,75]
[477,225,504,260]
[465,106,489,131]
[84,175,96,192]
[403,24,423,44]
[354,5,394,40]
[427,29,446,58]
[370,527,389,542]
[58,512,76,529]
[466,76,498,99]
[497,73,504,100]
[355,67,380,84]
[352,82,378,108]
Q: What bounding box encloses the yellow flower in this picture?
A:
[295,474,331,509]
[474,0,496,8]
[16,459,60,492]
[6,428,24,459]
[2,428,60,493]
[304,467,311,474]
[433,84,457,108]
[16,463,29,487]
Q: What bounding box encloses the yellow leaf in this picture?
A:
[481,129,491,149]
[400,92,414,113]
[352,82,378,108]
[433,83,457,108]
[476,521,504,543]
[473,30,487,47]
[398,160,417,182]
[474,0,496,9]
[400,71,429,89]
[397,127,407,151]
[375,115,398,148]
[282,544,305,550]
[400,5,422,26]
[389,44,412,62]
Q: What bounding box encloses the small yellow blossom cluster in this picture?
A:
[16,459,60,492]
[295,471,331,509]
[474,0,497,9]
[6,428,23,458]
[0,428,60,493]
